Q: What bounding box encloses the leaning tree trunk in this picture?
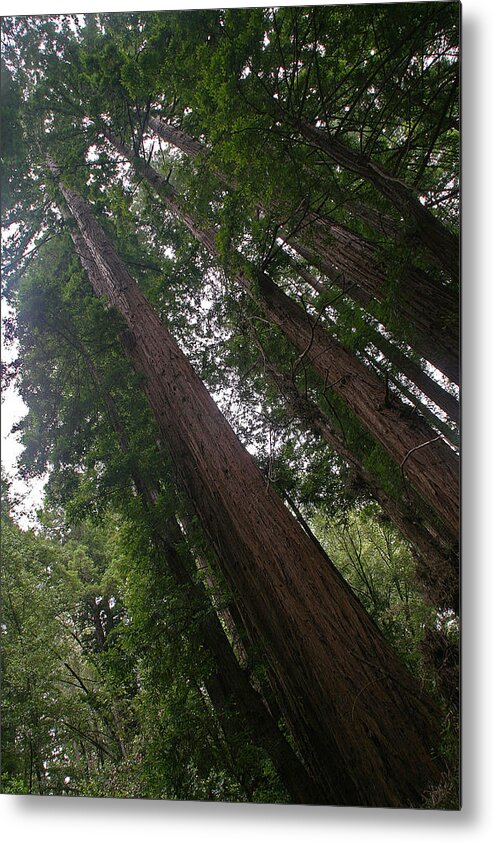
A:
[64,311,323,804]
[155,515,325,804]
[104,136,459,538]
[51,163,443,807]
[258,349,458,611]
[283,217,459,384]
[287,115,460,284]
[148,117,459,383]
[367,355,459,449]
[283,250,459,423]
[252,271,459,537]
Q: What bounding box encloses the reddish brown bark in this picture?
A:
[54,169,442,807]
[148,118,459,383]
[253,271,459,536]
[289,117,459,284]
[261,354,458,610]
[61,282,323,803]
[149,117,206,160]
[368,356,459,449]
[103,137,459,537]
[152,514,325,804]
[346,201,401,239]
[283,251,459,424]
[364,338,459,428]
[284,218,459,384]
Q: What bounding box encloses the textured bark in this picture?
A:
[368,356,459,449]
[363,335,459,426]
[261,355,459,611]
[107,131,219,254]
[103,138,459,536]
[153,514,325,804]
[193,550,249,667]
[149,117,207,160]
[285,216,459,384]
[289,118,459,284]
[346,201,401,239]
[283,250,459,424]
[149,118,459,383]
[56,171,442,807]
[65,299,322,804]
[251,272,459,537]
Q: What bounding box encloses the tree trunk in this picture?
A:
[260,351,459,610]
[367,355,459,449]
[346,201,401,240]
[289,117,459,283]
[153,511,326,804]
[284,216,459,384]
[148,118,459,383]
[252,271,459,537]
[52,164,443,807]
[60,294,324,804]
[103,137,459,537]
[149,117,207,160]
[362,336,459,427]
[138,480,326,801]
[284,250,459,423]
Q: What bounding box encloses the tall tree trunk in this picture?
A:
[367,355,459,449]
[103,136,459,537]
[283,217,459,384]
[148,117,207,160]
[51,163,443,807]
[253,271,459,536]
[283,250,459,423]
[193,550,249,667]
[61,309,323,803]
[286,116,459,283]
[148,118,459,383]
[256,347,458,610]
[156,516,325,804]
[346,201,401,240]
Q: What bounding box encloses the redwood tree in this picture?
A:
[103,134,459,538]
[147,116,459,384]
[48,160,442,807]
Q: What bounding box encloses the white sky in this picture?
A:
[1,309,47,526]
[1,382,26,471]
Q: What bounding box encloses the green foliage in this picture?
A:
[1,496,124,794]
[313,505,435,667]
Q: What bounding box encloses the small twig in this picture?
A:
[400,436,441,474]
